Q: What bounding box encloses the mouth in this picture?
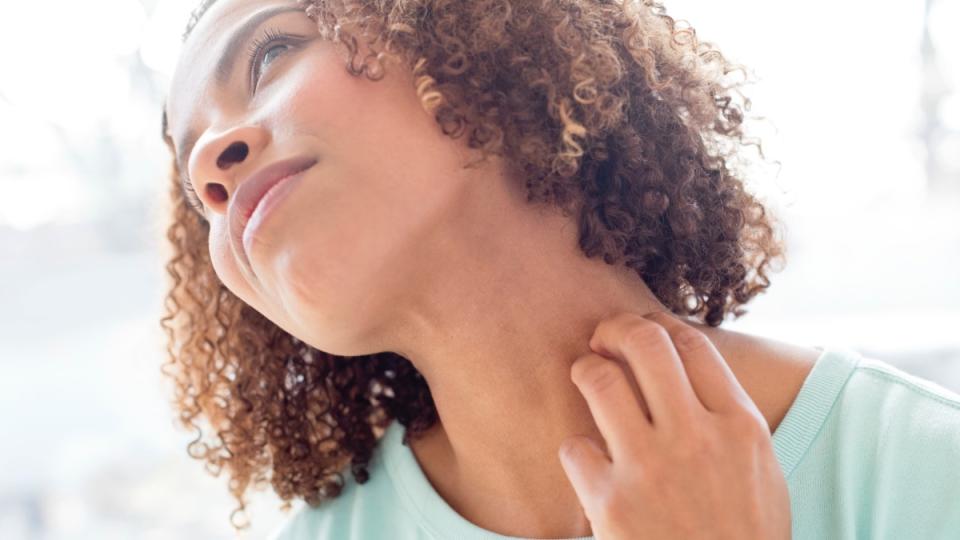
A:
[228,155,318,269]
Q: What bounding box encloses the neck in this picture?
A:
[370,167,812,537]
[380,182,669,537]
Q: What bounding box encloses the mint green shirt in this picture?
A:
[269,346,960,539]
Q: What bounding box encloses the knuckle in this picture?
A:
[730,410,770,440]
[623,322,669,352]
[594,312,642,337]
[674,327,710,352]
[572,358,622,394]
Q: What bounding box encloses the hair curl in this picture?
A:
[159,0,786,530]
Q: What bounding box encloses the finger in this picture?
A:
[588,312,702,426]
[643,311,754,414]
[558,434,611,515]
[571,353,653,459]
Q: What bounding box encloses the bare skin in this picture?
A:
[164,0,819,537]
[407,321,818,538]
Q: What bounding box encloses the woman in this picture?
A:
[159,0,960,538]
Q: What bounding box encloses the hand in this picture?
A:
[558,311,791,539]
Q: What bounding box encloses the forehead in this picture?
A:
[164,0,294,144]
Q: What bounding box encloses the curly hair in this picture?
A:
[159,0,786,530]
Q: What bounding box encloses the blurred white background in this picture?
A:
[0,0,957,538]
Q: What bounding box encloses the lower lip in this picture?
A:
[241,169,309,256]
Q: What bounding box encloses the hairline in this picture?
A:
[183,0,220,42]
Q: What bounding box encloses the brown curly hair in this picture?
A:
[159,0,786,530]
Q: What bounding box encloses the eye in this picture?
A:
[248,28,298,91]
[261,43,289,70]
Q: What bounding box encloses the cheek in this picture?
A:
[246,42,477,323]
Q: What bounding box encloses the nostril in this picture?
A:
[216,141,249,169]
[206,183,228,204]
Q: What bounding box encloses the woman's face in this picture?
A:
[165,0,499,354]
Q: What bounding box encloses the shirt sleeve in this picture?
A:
[862,365,960,539]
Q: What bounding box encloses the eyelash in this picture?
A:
[182,176,205,215]
[247,27,297,91]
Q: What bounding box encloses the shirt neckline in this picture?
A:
[378,345,862,539]
[770,344,861,477]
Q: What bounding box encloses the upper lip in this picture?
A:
[228,155,317,260]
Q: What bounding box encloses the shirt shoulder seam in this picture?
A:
[856,363,960,411]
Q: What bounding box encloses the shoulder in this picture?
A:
[842,356,960,536]
[687,323,820,433]
[854,355,960,407]
[847,356,960,444]
[769,347,960,538]
[795,349,960,449]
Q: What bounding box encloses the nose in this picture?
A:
[187,125,267,213]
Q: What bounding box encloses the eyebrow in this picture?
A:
[171,4,304,182]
